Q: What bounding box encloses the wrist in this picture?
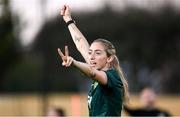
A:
[66,20,75,27]
[64,17,72,23]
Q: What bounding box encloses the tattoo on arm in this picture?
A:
[74,36,81,42]
[70,24,82,43]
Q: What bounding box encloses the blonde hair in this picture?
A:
[93,38,129,103]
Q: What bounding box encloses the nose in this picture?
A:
[89,53,95,60]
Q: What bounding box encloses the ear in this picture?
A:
[107,55,114,63]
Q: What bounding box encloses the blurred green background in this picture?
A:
[0,0,180,116]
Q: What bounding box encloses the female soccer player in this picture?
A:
[58,5,129,116]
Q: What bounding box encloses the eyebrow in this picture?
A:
[89,49,104,52]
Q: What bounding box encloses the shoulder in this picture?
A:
[104,69,119,77]
[104,69,123,88]
[104,69,120,80]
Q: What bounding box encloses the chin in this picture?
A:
[90,65,102,70]
[94,67,100,70]
[90,65,97,69]
[94,67,99,70]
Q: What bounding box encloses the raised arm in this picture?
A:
[60,5,90,63]
[57,46,108,85]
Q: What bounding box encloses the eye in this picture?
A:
[88,51,92,55]
[95,52,101,55]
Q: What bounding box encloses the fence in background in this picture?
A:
[0,93,179,116]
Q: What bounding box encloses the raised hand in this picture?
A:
[57,46,74,67]
[60,5,72,22]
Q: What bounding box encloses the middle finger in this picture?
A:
[65,46,69,56]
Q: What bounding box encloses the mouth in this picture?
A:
[90,62,97,67]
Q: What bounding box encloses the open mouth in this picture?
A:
[90,62,97,67]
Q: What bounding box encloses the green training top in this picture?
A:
[88,69,124,116]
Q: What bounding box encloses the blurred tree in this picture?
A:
[34,17,82,92]
[0,0,20,91]
[0,0,42,93]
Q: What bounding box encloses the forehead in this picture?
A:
[89,42,105,50]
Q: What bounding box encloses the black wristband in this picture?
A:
[66,20,75,26]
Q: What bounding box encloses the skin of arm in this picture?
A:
[59,5,108,85]
[72,59,108,85]
[60,5,90,63]
[68,23,90,63]
[57,47,107,85]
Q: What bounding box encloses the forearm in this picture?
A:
[67,22,90,63]
[72,59,95,78]
[72,59,107,84]
[61,5,89,63]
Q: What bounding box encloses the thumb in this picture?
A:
[62,61,66,66]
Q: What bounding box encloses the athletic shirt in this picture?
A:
[88,69,124,116]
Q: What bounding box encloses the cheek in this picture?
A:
[97,57,107,65]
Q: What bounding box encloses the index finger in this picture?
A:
[64,5,67,10]
[65,46,69,56]
[57,48,65,58]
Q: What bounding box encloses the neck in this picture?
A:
[101,63,113,71]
